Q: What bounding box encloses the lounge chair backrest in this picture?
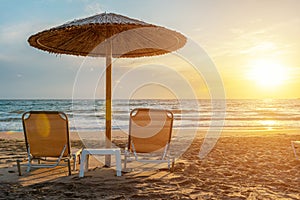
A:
[22,111,71,157]
[128,108,173,153]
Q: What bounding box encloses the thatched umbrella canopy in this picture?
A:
[28,12,186,166]
[28,13,186,57]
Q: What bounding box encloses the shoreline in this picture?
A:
[1,128,300,140]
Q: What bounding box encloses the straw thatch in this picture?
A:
[28,13,186,58]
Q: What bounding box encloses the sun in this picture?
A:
[248,59,288,87]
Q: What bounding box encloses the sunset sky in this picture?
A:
[1,0,300,99]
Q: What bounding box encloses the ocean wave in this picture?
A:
[1,99,300,132]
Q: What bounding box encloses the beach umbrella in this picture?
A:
[28,12,186,166]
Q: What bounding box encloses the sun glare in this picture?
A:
[260,120,277,130]
[248,59,288,87]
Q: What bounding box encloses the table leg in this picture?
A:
[79,150,87,177]
[115,150,122,176]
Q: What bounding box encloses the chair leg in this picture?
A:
[85,154,89,170]
[17,160,22,176]
[27,157,31,172]
[72,149,82,171]
[67,159,71,176]
[124,155,127,170]
[291,141,299,160]
[170,158,175,172]
[72,154,77,171]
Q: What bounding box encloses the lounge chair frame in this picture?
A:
[124,108,175,171]
[291,141,300,160]
[17,111,81,176]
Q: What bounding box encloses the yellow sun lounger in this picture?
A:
[124,108,175,171]
[17,111,81,176]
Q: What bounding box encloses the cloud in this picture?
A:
[239,41,277,55]
[0,22,33,63]
[197,18,300,59]
[0,20,50,55]
[84,2,103,15]
[0,23,29,45]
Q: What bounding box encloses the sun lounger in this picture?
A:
[17,111,82,176]
[124,108,175,171]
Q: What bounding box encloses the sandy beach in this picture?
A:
[0,129,300,199]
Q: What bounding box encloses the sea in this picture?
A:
[1,99,300,132]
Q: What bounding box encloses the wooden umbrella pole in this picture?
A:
[105,39,112,167]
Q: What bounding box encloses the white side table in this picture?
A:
[79,148,122,177]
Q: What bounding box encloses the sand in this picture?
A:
[0,129,300,199]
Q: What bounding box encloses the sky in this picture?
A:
[1,0,300,99]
